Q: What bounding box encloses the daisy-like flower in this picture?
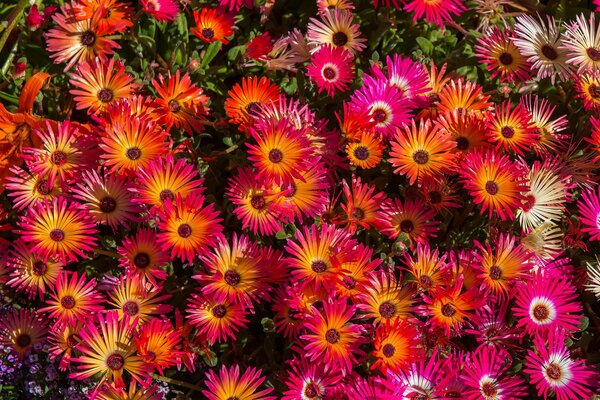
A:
[203,364,275,400]
[337,244,381,298]
[420,177,462,213]
[578,184,600,241]
[69,57,138,115]
[140,0,180,22]
[73,169,138,229]
[194,234,267,311]
[474,27,531,83]
[372,54,430,100]
[0,309,47,360]
[186,291,249,344]
[134,318,181,374]
[47,322,83,371]
[345,131,384,169]
[435,110,490,154]
[70,311,149,388]
[522,221,564,263]
[23,120,85,186]
[282,358,341,400]
[377,198,439,247]
[460,150,525,221]
[389,119,456,186]
[372,318,421,374]
[525,328,598,400]
[132,155,204,212]
[307,10,366,55]
[307,45,355,97]
[395,352,443,399]
[224,76,281,132]
[473,234,530,299]
[285,224,352,291]
[40,271,104,326]
[485,101,538,155]
[246,118,313,184]
[95,381,163,400]
[462,346,528,400]
[513,272,582,337]
[301,299,365,375]
[279,161,329,222]
[575,70,600,110]
[585,257,600,299]
[99,115,170,176]
[73,0,133,34]
[152,70,210,133]
[45,2,120,71]
[218,0,254,12]
[350,78,410,139]
[465,304,520,355]
[341,175,386,234]
[107,278,172,324]
[6,166,62,211]
[405,243,451,293]
[18,197,98,263]
[517,159,569,230]
[117,228,169,285]
[191,8,234,44]
[587,116,600,164]
[404,0,466,28]
[317,0,355,13]
[6,239,63,300]
[520,94,568,155]
[359,270,415,324]
[512,14,572,83]
[561,13,600,73]
[437,78,492,115]
[156,193,222,264]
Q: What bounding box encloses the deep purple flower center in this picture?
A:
[50,228,65,242]
[134,252,151,268]
[122,301,139,316]
[382,343,396,358]
[379,301,396,319]
[60,295,76,309]
[441,303,456,317]
[250,195,266,210]
[489,265,502,280]
[106,353,125,370]
[311,260,327,273]
[99,196,117,213]
[587,47,600,61]
[168,99,181,113]
[541,44,558,61]
[485,181,499,195]
[177,223,192,238]
[268,148,283,163]
[498,52,513,66]
[97,88,113,103]
[455,136,469,150]
[36,179,51,195]
[126,147,142,160]
[501,126,515,138]
[400,219,414,233]
[224,270,241,286]
[332,32,348,47]
[80,30,96,46]
[32,261,47,276]
[429,191,442,204]
[202,28,215,39]
[16,334,32,348]
[160,189,175,202]
[325,328,340,344]
[323,67,337,80]
[353,145,370,161]
[51,151,67,166]
[212,304,227,318]
[412,150,429,165]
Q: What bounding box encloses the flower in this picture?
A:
[246,33,273,60]
[405,243,451,293]
[435,110,490,154]
[224,76,281,132]
[358,270,415,324]
[107,278,172,323]
[47,322,83,371]
[140,0,180,22]
[377,198,439,246]
[524,328,598,400]
[307,45,355,96]
[69,57,138,114]
[475,27,531,83]
[373,54,429,100]
[18,197,98,263]
[485,101,538,155]
[282,358,341,400]
[307,10,366,55]
[70,311,149,388]
[577,185,600,241]
[520,94,568,155]
[117,228,169,285]
[39,271,104,326]
[187,291,249,344]
[202,364,275,400]
[513,272,582,337]
[337,243,381,298]
[341,175,386,234]
[372,318,421,373]
[280,161,330,221]
[5,166,62,212]
[300,299,365,375]
[134,318,181,374]
[0,309,47,360]
[585,257,600,299]
[437,78,492,115]
[345,131,384,169]
[561,13,600,73]
[191,8,235,44]
[404,0,466,28]
[574,70,600,110]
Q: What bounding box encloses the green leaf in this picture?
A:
[201,42,222,69]
[416,37,434,56]
[578,316,589,332]
[275,230,288,240]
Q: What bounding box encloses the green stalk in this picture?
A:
[0,0,28,55]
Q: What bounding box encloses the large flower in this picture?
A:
[307,45,355,96]
[0,309,47,360]
[306,9,366,55]
[202,365,275,400]
[404,0,466,28]
[224,76,280,131]
[191,8,235,44]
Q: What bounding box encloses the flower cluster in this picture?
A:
[1,0,600,399]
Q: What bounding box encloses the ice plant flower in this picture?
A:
[561,13,600,73]
[0,309,47,360]
[191,8,235,44]
[404,0,466,28]
[485,101,538,155]
[341,175,386,234]
[107,278,172,324]
[117,228,169,285]
[345,131,384,169]
[202,364,275,400]
[372,318,421,373]
[475,27,531,83]
[358,270,415,324]
[405,243,451,293]
[307,10,366,55]
[140,0,180,22]
[307,45,355,97]
[224,76,281,131]
[377,198,439,247]
[134,318,181,375]
[577,186,600,241]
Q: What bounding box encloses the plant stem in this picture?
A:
[0,0,28,56]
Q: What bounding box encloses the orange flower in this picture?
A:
[191,8,235,44]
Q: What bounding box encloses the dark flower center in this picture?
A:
[224,270,241,286]
[16,334,32,348]
[587,47,600,61]
[311,260,327,273]
[342,275,356,289]
[51,151,67,166]
[50,228,65,242]
[352,207,365,220]
[304,382,319,398]
[325,328,340,344]
[323,67,337,80]
[400,219,414,233]
[106,353,125,370]
[66,334,78,348]
[501,126,515,138]
[481,382,497,397]
[245,101,261,115]
[36,179,51,195]
[533,304,549,321]
[202,28,215,39]
[332,31,348,47]
[545,363,562,380]
[168,99,181,113]
[541,44,558,60]
[441,303,456,317]
[134,252,151,268]
[353,145,370,161]
[372,108,387,123]
[455,136,469,150]
[498,52,513,66]
[159,189,175,202]
[99,196,117,213]
[485,181,499,195]
[382,343,396,358]
[588,84,600,99]
[177,223,192,238]
[419,275,432,289]
[122,301,139,316]
[97,89,113,103]
[445,392,461,398]
[522,194,536,212]
[489,265,502,280]
[212,304,227,318]
[428,191,442,204]
[126,147,142,160]
[80,30,96,46]
[60,295,76,309]
[32,261,47,276]
[379,301,396,319]
[250,195,266,210]
[412,150,429,165]
[268,149,283,163]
